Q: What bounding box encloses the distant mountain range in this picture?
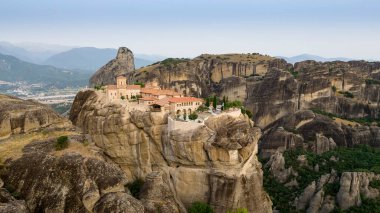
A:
[0,53,90,87]
[278,54,353,64]
[43,47,156,72]
[0,41,166,73]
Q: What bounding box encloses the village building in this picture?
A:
[104,75,203,115]
[105,76,141,102]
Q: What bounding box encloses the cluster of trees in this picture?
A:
[261,145,380,212]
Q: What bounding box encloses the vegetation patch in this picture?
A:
[55,136,69,151]
[311,108,380,127]
[125,178,145,199]
[160,58,190,68]
[287,68,299,78]
[365,79,380,85]
[338,91,354,98]
[188,202,214,213]
[370,179,380,189]
[226,208,248,213]
[133,81,145,87]
[188,112,198,120]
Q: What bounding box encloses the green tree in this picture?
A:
[189,112,198,120]
[205,98,210,107]
[188,202,214,213]
[183,113,187,120]
[121,96,125,100]
[212,96,217,109]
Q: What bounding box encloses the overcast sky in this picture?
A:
[0,0,379,59]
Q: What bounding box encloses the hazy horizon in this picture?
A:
[1,0,379,60]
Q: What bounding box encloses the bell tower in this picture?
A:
[116,76,127,88]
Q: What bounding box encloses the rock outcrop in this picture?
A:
[337,172,380,210]
[127,55,380,129]
[260,110,380,158]
[139,171,185,213]
[0,186,27,213]
[70,89,272,213]
[127,54,289,100]
[0,139,144,212]
[89,47,135,87]
[265,152,297,183]
[294,171,338,212]
[0,94,69,139]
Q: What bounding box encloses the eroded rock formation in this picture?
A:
[0,139,144,213]
[0,94,69,139]
[89,47,135,87]
[70,89,272,213]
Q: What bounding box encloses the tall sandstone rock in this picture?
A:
[89,47,135,87]
[70,90,273,213]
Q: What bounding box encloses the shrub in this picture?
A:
[121,96,125,100]
[94,85,102,90]
[365,79,380,85]
[287,68,299,78]
[245,109,253,118]
[370,180,380,189]
[332,85,337,92]
[126,179,145,199]
[133,81,145,87]
[338,91,354,98]
[224,100,242,110]
[160,58,190,68]
[188,202,214,213]
[227,208,248,213]
[189,113,198,120]
[55,136,69,151]
[197,105,209,112]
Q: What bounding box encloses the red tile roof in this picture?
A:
[106,84,141,90]
[106,85,118,90]
[126,85,141,90]
[139,97,158,101]
[141,88,181,96]
[151,97,170,106]
[168,97,203,103]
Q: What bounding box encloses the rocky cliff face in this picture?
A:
[89,47,135,87]
[0,94,69,139]
[128,55,380,129]
[70,90,272,213]
[259,110,380,158]
[127,54,289,101]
